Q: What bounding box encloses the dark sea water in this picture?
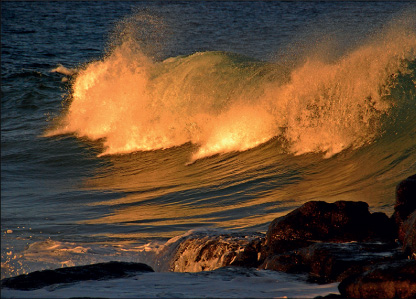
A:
[2,1,416,295]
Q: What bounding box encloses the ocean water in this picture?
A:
[1,1,416,297]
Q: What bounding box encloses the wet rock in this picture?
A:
[368,212,396,240]
[338,259,416,299]
[231,238,265,268]
[0,261,154,290]
[264,201,394,256]
[393,174,416,240]
[169,232,259,272]
[260,251,307,274]
[260,241,402,283]
[401,210,416,258]
[301,242,402,283]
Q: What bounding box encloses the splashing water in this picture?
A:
[47,21,416,161]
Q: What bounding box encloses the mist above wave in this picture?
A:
[47,15,416,161]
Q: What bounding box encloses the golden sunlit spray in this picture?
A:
[47,16,416,161]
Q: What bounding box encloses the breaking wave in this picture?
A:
[47,19,416,162]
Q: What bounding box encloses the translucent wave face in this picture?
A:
[267,28,416,157]
[47,20,416,160]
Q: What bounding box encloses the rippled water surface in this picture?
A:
[2,1,416,281]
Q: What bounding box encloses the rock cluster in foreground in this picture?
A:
[167,174,416,298]
[263,174,416,298]
[1,174,415,298]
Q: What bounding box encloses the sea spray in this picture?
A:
[47,17,416,161]
[3,3,416,297]
[266,28,416,157]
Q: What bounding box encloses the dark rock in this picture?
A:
[301,242,402,283]
[260,251,308,273]
[368,212,397,240]
[260,241,402,283]
[264,201,394,256]
[393,174,416,241]
[264,239,313,257]
[401,210,416,258]
[169,232,259,272]
[0,261,154,290]
[231,237,265,268]
[338,259,416,299]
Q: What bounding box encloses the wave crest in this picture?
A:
[47,25,416,160]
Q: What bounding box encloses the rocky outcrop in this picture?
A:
[0,261,154,290]
[390,174,416,258]
[169,232,260,272]
[401,210,416,258]
[260,241,402,283]
[335,174,416,298]
[393,174,416,241]
[338,259,416,299]
[165,175,415,292]
[4,175,414,294]
[231,238,264,268]
[264,201,395,257]
[260,250,307,274]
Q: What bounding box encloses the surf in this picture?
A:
[46,14,416,163]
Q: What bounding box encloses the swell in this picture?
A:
[46,21,416,163]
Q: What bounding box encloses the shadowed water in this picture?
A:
[2,1,416,285]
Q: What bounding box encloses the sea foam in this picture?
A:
[47,17,416,161]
